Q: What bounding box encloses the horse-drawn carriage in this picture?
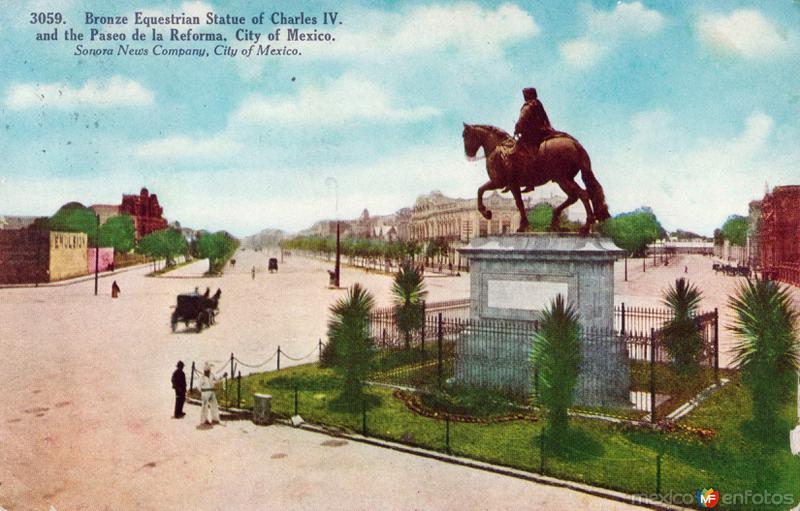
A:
[268,258,278,272]
[171,288,221,333]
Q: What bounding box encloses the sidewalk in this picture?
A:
[0,260,155,289]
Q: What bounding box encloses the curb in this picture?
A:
[183,398,688,511]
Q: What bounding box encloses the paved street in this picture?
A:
[0,250,649,511]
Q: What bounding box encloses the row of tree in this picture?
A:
[282,235,452,268]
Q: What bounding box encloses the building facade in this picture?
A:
[760,185,800,284]
[0,230,88,284]
[410,189,576,243]
[120,188,167,239]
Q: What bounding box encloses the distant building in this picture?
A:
[745,200,762,269]
[0,215,40,230]
[120,188,167,239]
[89,204,120,225]
[760,185,800,284]
[410,188,579,243]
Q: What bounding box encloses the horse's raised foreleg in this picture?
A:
[510,186,529,232]
[477,180,500,220]
[556,179,595,234]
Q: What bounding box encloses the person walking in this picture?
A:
[171,361,186,418]
[111,280,120,298]
[251,265,256,280]
[199,362,224,425]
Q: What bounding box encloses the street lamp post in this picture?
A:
[326,177,340,288]
[94,214,100,296]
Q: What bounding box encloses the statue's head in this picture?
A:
[523,87,538,101]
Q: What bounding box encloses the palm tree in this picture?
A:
[729,278,799,433]
[392,262,427,351]
[531,294,582,436]
[660,278,704,374]
[327,283,376,401]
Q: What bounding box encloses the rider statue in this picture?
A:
[514,87,555,156]
[509,87,557,191]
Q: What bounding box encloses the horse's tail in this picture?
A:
[578,147,611,221]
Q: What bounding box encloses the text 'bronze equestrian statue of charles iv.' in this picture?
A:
[462,87,610,235]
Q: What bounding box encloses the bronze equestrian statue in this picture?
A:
[462,87,610,235]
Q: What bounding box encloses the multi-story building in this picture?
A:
[120,188,168,239]
[760,185,800,284]
[410,188,579,243]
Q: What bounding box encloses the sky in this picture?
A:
[0,0,798,237]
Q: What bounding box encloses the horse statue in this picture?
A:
[462,123,610,235]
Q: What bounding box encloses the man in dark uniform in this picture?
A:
[171,361,186,418]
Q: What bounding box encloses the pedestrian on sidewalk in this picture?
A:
[171,361,186,418]
[111,280,120,298]
[251,265,256,280]
[199,362,224,425]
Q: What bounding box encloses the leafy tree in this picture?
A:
[136,229,187,266]
[729,278,800,436]
[98,214,135,253]
[531,294,582,436]
[526,202,580,232]
[327,284,376,403]
[660,278,704,374]
[720,215,748,247]
[48,205,99,246]
[600,207,665,257]
[392,262,427,350]
[197,231,239,273]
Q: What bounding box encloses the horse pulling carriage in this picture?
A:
[171,288,222,333]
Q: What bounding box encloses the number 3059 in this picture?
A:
[30,12,63,24]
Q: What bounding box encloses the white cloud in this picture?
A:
[600,109,782,235]
[696,9,794,60]
[560,2,666,68]
[6,76,154,110]
[231,74,439,126]
[135,135,242,161]
[559,38,606,68]
[310,2,538,60]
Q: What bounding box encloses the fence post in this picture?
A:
[656,453,662,496]
[224,374,229,408]
[277,346,281,371]
[318,338,323,362]
[362,398,367,436]
[650,328,657,424]
[237,371,241,407]
[533,367,540,404]
[189,361,195,392]
[420,300,426,349]
[437,313,444,390]
[539,432,545,474]
[621,302,626,335]
[445,415,450,454]
[713,308,720,384]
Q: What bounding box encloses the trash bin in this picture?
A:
[253,393,272,425]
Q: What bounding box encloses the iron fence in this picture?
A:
[369,304,720,422]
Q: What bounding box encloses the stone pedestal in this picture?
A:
[252,393,272,425]
[457,233,628,406]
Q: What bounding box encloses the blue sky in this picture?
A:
[1,0,798,236]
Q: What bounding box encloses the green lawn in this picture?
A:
[223,365,800,510]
